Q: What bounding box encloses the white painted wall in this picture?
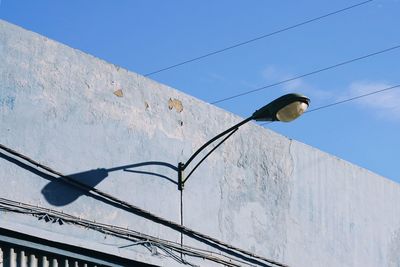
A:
[1,19,399,267]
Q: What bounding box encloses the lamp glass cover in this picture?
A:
[276,101,308,122]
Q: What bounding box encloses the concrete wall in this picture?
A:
[1,19,400,266]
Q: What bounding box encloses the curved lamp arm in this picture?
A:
[178,116,252,190]
[178,93,310,191]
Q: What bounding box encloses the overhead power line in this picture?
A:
[306,83,400,113]
[143,0,374,77]
[260,83,400,126]
[211,44,400,104]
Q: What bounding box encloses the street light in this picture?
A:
[178,93,310,190]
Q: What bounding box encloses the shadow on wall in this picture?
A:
[42,162,178,206]
[42,168,109,206]
[0,151,275,266]
[0,152,177,206]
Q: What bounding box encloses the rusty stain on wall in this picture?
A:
[113,89,123,97]
[168,98,183,113]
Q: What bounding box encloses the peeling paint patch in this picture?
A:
[168,98,183,113]
[113,89,123,97]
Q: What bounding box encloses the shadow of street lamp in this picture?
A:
[178,93,310,190]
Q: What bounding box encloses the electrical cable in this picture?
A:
[143,0,374,77]
[0,201,206,266]
[306,83,400,113]
[211,44,400,104]
[258,83,400,127]
[0,198,267,267]
[0,144,287,267]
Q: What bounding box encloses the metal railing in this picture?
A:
[0,244,97,267]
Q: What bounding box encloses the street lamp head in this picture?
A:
[251,93,310,122]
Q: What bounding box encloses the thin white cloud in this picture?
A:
[261,66,400,121]
[344,81,400,120]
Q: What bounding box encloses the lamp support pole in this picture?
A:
[178,116,253,190]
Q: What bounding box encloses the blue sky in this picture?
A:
[1,0,399,182]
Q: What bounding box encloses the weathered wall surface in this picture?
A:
[1,19,400,266]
